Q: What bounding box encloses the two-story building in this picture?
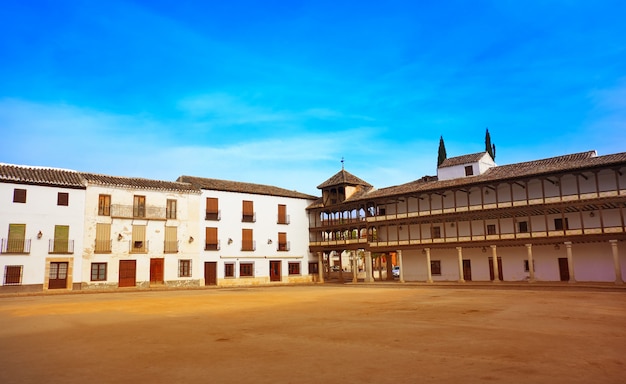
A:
[0,164,86,292]
[308,150,626,284]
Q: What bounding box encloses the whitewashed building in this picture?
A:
[0,164,86,292]
[80,173,201,289]
[178,176,317,287]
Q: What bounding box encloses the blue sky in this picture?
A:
[1,1,625,195]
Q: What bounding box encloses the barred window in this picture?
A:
[288,262,300,275]
[4,265,22,285]
[240,262,253,277]
[179,260,192,277]
[224,263,235,278]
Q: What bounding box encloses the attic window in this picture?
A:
[465,166,474,176]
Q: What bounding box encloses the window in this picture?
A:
[6,224,27,254]
[288,262,300,275]
[57,192,69,206]
[205,227,219,250]
[523,260,535,273]
[487,224,497,235]
[431,260,442,275]
[465,165,474,176]
[240,262,254,277]
[205,197,220,220]
[432,226,441,239]
[164,226,178,253]
[166,199,177,219]
[3,265,22,285]
[278,232,288,251]
[554,218,569,231]
[518,221,528,233]
[278,204,289,224]
[224,263,235,278]
[98,194,111,216]
[133,195,146,218]
[90,263,107,281]
[131,225,146,253]
[52,225,71,254]
[242,228,254,251]
[95,223,111,253]
[242,200,255,222]
[179,260,192,277]
[308,262,319,274]
[13,188,26,203]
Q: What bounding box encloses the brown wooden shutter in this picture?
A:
[206,198,218,213]
[278,204,287,224]
[243,200,253,215]
[205,227,217,246]
[242,228,253,250]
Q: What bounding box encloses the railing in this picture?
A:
[94,239,112,253]
[164,240,179,253]
[242,212,256,223]
[319,217,366,226]
[278,215,290,224]
[0,239,31,254]
[205,210,221,221]
[48,239,75,254]
[129,240,149,253]
[241,240,256,251]
[204,240,221,251]
[111,204,166,220]
[277,241,290,251]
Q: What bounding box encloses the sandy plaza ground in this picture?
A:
[0,283,625,384]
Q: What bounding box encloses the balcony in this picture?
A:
[278,215,290,225]
[0,238,31,254]
[94,239,112,253]
[277,241,290,252]
[205,210,221,221]
[242,212,256,223]
[241,240,256,251]
[110,204,166,220]
[129,240,149,253]
[204,240,221,251]
[48,239,75,254]
[164,240,179,253]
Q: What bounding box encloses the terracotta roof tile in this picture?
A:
[439,152,488,168]
[317,169,373,189]
[0,163,85,189]
[178,176,316,200]
[81,173,200,193]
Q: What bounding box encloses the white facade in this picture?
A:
[1,176,86,292]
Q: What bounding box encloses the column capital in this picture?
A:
[609,239,618,244]
[490,244,497,249]
[525,243,533,248]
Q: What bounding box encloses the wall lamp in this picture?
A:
[482,247,487,253]
[228,238,233,245]
[117,233,123,241]
[37,231,43,239]
[267,239,273,244]
[554,244,560,250]
[188,236,194,243]
[589,211,595,217]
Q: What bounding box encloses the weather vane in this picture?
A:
[341,157,345,170]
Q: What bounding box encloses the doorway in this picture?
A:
[119,260,137,288]
[488,257,503,281]
[462,259,472,281]
[48,262,68,289]
[150,258,164,285]
[270,260,281,282]
[558,258,569,281]
[204,262,217,285]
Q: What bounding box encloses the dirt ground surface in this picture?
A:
[0,284,625,384]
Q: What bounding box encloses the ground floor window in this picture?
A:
[240,262,253,277]
[179,260,192,277]
[431,260,442,275]
[4,265,22,285]
[288,262,300,275]
[308,262,318,274]
[224,263,235,277]
[91,263,107,281]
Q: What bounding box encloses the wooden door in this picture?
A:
[558,258,569,281]
[488,257,503,281]
[270,260,281,282]
[204,262,217,285]
[462,259,472,281]
[150,258,164,284]
[119,260,137,287]
[48,262,68,289]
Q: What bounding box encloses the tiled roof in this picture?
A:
[0,163,85,189]
[439,152,488,168]
[351,150,626,201]
[81,173,200,193]
[178,176,317,200]
[317,169,373,189]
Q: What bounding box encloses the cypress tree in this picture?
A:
[485,128,496,160]
[437,136,447,167]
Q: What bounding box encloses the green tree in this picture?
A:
[437,136,447,167]
[485,128,496,160]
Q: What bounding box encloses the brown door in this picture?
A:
[150,258,164,284]
[119,260,137,287]
[488,257,503,281]
[204,262,217,285]
[48,262,68,289]
[558,258,569,281]
[270,260,281,282]
[462,259,472,281]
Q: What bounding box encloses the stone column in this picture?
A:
[456,247,465,283]
[338,251,344,283]
[525,244,535,283]
[491,245,500,282]
[397,249,405,283]
[425,248,433,283]
[565,242,576,283]
[610,240,623,285]
[365,251,374,283]
[352,251,358,283]
[317,252,324,283]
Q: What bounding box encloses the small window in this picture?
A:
[205,197,220,220]
[240,262,254,277]
[224,263,235,278]
[432,226,441,239]
[90,263,107,281]
[98,195,111,216]
[179,260,192,277]
[133,195,146,218]
[487,224,497,235]
[431,260,442,275]
[288,262,300,275]
[465,165,474,176]
[166,199,177,219]
[242,200,255,222]
[554,218,569,231]
[57,192,69,206]
[308,262,319,274]
[4,265,23,285]
[13,188,26,203]
[518,221,528,233]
